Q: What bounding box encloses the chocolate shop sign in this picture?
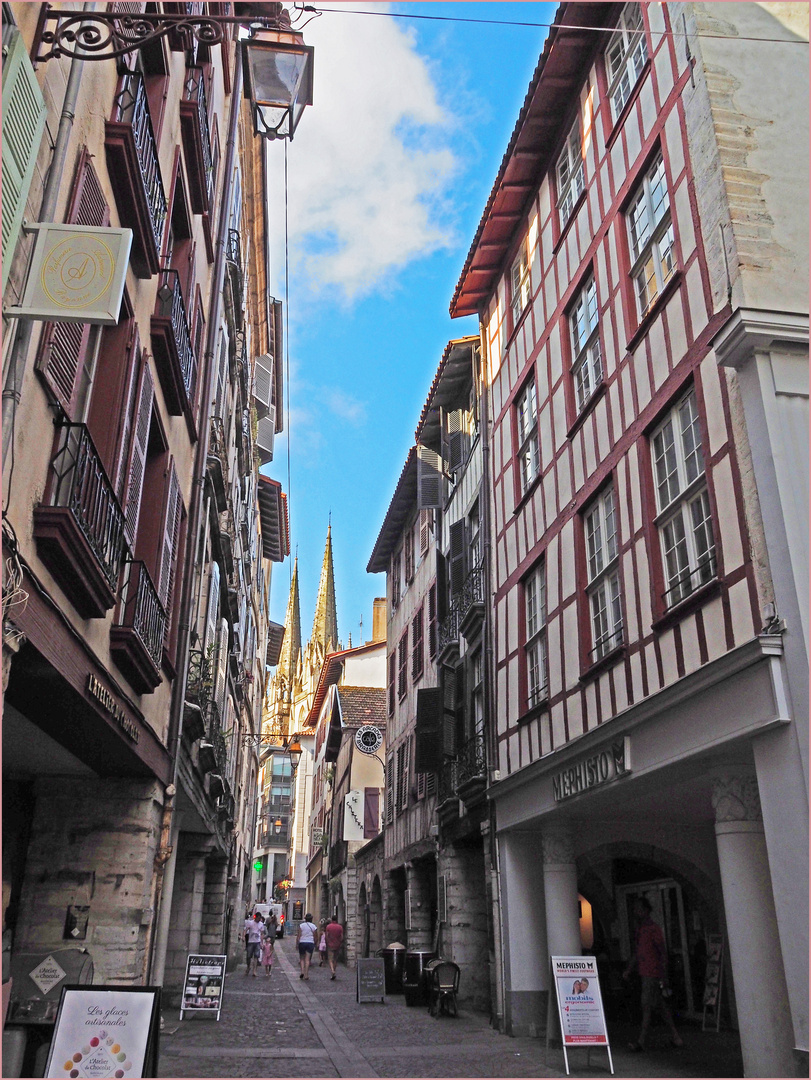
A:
[552,736,630,802]
[87,674,139,743]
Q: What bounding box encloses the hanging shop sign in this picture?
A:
[549,956,613,1075]
[44,985,160,1078]
[13,223,132,325]
[552,736,630,802]
[179,954,226,1021]
[354,725,383,755]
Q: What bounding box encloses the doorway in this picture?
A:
[617,878,694,1016]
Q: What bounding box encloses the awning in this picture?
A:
[266,620,285,667]
[258,475,289,562]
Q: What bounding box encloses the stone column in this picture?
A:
[541,827,581,958]
[498,831,548,1036]
[712,774,797,1078]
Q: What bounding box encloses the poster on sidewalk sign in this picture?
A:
[356,958,385,1003]
[44,985,160,1078]
[550,957,613,1075]
[180,954,226,1021]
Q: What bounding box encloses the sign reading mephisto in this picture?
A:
[552,736,630,802]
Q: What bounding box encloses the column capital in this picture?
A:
[541,828,575,866]
[711,774,762,824]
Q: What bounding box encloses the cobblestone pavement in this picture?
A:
[158,937,743,1079]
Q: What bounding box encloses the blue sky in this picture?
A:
[262,1,556,644]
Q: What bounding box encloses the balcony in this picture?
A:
[218,506,235,579]
[459,565,485,640]
[180,67,214,214]
[151,269,198,430]
[110,560,166,694]
[217,788,236,822]
[437,605,460,664]
[437,735,487,809]
[33,424,126,618]
[207,416,228,512]
[258,826,289,849]
[224,229,244,332]
[184,647,213,741]
[105,70,167,278]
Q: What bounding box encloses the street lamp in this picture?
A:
[32,3,314,141]
[286,738,302,776]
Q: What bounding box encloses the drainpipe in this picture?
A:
[1,3,94,464]
[148,40,244,986]
[478,325,505,1030]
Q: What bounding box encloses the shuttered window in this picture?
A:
[415,686,442,774]
[428,583,438,659]
[1,27,47,290]
[385,752,394,824]
[442,665,458,759]
[363,788,379,839]
[36,150,110,418]
[411,607,423,681]
[388,651,396,715]
[397,630,408,700]
[122,358,155,552]
[449,520,467,599]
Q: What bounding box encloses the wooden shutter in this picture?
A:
[122,359,154,551]
[87,313,137,480]
[446,409,465,475]
[404,527,414,582]
[215,616,229,717]
[158,459,182,612]
[388,651,396,715]
[411,608,423,680]
[363,788,379,839]
[385,752,394,824]
[449,520,467,598]
[401,736,411,807]
[36,151,110,418]
[414,687,442,774]
[419,508,431,555]
[111,333,142,502]
[442,665,457,758]
[204,561,220,654]
[428,584,438,659]
[1,28,47,290]
[435,553,447,621]
[417,446,442,510]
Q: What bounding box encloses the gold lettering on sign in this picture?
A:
[86,674,140,743]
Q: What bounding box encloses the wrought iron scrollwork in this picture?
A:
[36,12,227,63]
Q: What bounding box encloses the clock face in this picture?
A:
[40,234,116,311]
[355,726,383,755]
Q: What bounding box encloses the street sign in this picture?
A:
[356,958,385,1003]
[549,956,613,1075]
[44,985,161,1078]
[179,954,227,1022]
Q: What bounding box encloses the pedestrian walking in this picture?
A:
[296,912,319,980]
[317,919,328,966]
[324,915,344,980]
[245,912,264,977]
[261,932,275,977]
[623,896,683,1051]
[265,912,278,941]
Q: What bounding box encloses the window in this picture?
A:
[524,561,547,709]
[606,2,648,121]
[404,524,415,583]
[397,630,408,700]
[419,508,431,556]
[570,275,602,412]
[385,752,394,823]
[469,501,481,570]
[396,738,410,811]
[411,607,424,681]
[470,649,484,742]
[388,651,396,715]
[651,390,716,607]
[391,549,401,610]
[627,153,675,318]
[556,116,585,228]
[516,377,540,496]
[584,487,623,660]
[428,583,438,658]
[510,242,530,326]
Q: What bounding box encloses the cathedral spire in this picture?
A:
[278,556,301,683]
[311,523,338,654]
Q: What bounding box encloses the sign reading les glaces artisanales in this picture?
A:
[356,958,385,1003]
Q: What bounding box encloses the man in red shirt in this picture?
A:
[324,916,344,980]
[623,896,683,1051]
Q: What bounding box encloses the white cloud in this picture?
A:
[323,387,367,425]
[267,3,459,303]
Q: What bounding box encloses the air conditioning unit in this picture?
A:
[253,354,274,419]
[256,405,276,465]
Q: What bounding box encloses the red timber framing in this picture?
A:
[467,3,761,778]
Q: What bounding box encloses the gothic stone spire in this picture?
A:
[311,523,338,654]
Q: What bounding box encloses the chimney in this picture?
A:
[372,598,387,642]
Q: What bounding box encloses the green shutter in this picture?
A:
[2,28,47,291]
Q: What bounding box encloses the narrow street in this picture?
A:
[158,937,742,1079]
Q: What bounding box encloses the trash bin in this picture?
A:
[403,949,436,1006]
[378,942,406,994]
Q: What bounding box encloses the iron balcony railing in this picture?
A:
[226,228,244,314]
[438,605,460,654]
[460,564,485,621]
[112,71,167,256]
[116,560,166,669]
[156,268,198,405]
[438,734,487,803]
[46,424,126,592]
[186,646,213,708]
[182,67,214,204]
